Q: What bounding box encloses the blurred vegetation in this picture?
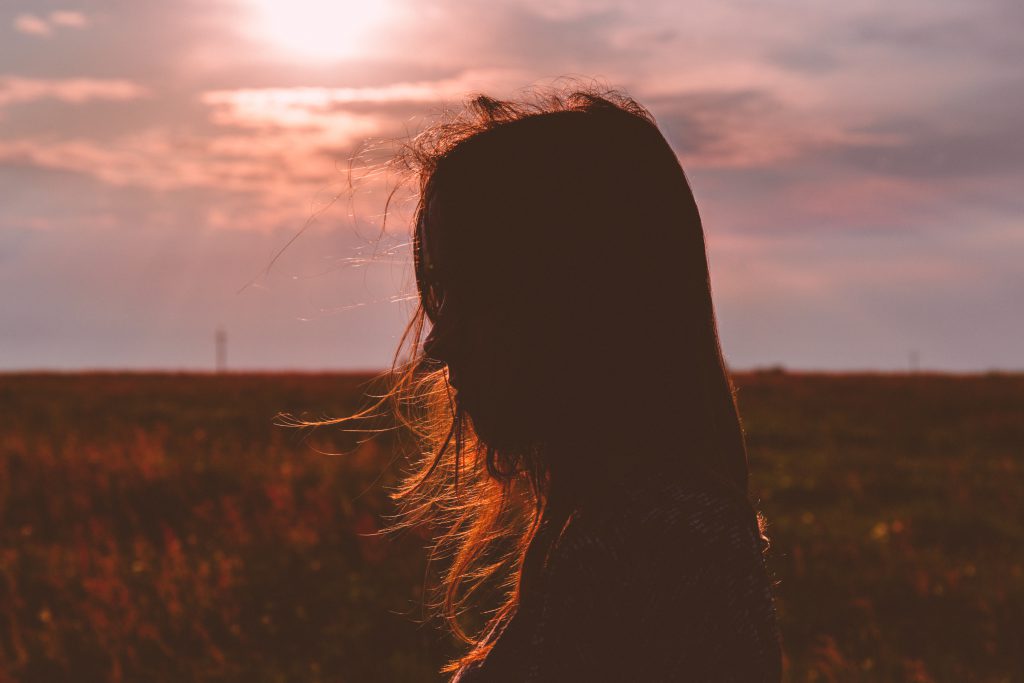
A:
[0,371,1021,682]
[738,371,1024,683]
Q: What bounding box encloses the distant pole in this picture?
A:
[215,327,227,373]
[909,349,919,374]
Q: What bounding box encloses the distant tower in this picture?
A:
[215,327,227,372]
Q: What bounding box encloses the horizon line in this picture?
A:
[2,366,1021,377]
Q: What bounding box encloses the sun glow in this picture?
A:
[246,0,394,61]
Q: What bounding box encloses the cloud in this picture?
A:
[13,14,51,37]
[0,125,393,236]
[202,87,410,135]
[200,70,529,128]
[0,72,423,196]
[203,81,459,115]
[49,11,88,28]
[0,131,305,193]
[0,74,530,221]
[831,118,1024,180]
[0,77,148,108]
[12,11,88,37]
[648,88,899,170]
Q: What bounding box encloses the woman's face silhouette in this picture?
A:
[418,194,542,450]
[422,296,537,450]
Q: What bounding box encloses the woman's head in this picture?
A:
[340,86,758,672]
[409,91,747,492]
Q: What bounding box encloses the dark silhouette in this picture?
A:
[361,88,783,681]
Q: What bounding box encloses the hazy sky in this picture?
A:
[1,0,1021,371]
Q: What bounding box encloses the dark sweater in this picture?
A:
[450,467,783,682]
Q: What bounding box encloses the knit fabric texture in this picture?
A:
[450,467,784,682]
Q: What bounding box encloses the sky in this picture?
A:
[1,0,1021,372]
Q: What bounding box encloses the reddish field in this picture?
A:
[1,371,1021,682]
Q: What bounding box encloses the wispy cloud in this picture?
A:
[0,72,525,198]
[202,89,385,137]
[49,11,89,28]
[13,14,51,37]
[0,130,319,193]
[12,10,88,37]
[648,89,899,170]
[0,77,148,108]
[200,70,527,128]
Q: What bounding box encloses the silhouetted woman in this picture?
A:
[369,88,783,682]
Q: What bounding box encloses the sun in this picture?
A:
[246,0,394,61]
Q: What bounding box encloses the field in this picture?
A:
[0,371,1021,682]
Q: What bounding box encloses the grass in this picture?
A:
[0,371,1021,682]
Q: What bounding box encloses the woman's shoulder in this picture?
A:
[529,465,783,681]
[539,462,770,609]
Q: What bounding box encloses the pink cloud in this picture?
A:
[204,91,382,138]
[0,132,302,192]
[203,81,464,111]
[12,10,88,37]
[49,11,88,28]
[0,78,448,229]
[13,14,52,36]
[0,77,149,107]
[781,174,939,229]
[0,127,387,233]
[200,70,527,128]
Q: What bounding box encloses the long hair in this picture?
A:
[304,86,767,675]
